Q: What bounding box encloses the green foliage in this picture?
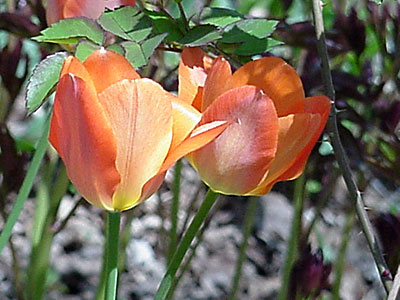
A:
[26,52,67,114]
[75,41,100,61]
[32,18,104,45]
[200,7,244,26]
[98,6,152,42]
[179,25,222,46]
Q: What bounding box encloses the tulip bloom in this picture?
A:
[49,48,227,211]
[46,0,136,25]
[179,47,331,195]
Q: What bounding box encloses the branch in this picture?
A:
[311,0,392,294]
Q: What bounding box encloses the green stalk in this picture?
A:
[277,174,305,300]
[228,197,258,300]
[154,189,219,300]
[26,163,69,300]
[104,212,121,300]
[168,160,182,264]
[0,117,50,254]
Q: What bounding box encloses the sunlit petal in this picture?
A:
[190,86,279,194]
[83,48,140,94]
[98,79,173,211]
[230,57,305,116]
[49,74,119,210]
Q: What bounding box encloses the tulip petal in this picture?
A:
[230,57,305,116]
[249,112,322,195]
[63,0,136,20]
[178,47,213,105]
[190,86,279,195]
[202,56,232,111]
[170,98,202,150]
[83,48,140,94]
[46,0,69,25]
[60,56,93,84]
[98,79,173,211]
[162,120,228,173]
[49,74,120,210]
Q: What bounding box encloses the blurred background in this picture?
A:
[0,0,400,299]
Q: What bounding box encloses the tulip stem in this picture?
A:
[0,116,50,255]
[228,196,258,300]
[104,212,121,300]
[311,0,392,294]
[154,189,219,300]
[168,160,182,264]
[277,174,305,300]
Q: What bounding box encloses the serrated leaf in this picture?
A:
[98,6,152,42]
[75,41,99,61]
[107,44,125,55]
[233,38,282,56]
[221,19,278,43]
[179,25,221,46]
[26,52,68,114]
[121,41,146,68]
[200,7,244,27]
[145,10,184,42]
[142,33,168,59]
[33,17,104,45]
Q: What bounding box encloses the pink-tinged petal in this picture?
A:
[83,48,140,94]
[161,120,228,173]
[49,74,119,210]
[46,0,69,25]
[170,98,202,151]
[98,79,173,211]
[190,86,279,195]
[63,0,136,20]
[178,47,213,105]
[201,56,232,111]
[230,57,305,117]
[248,113,323,195]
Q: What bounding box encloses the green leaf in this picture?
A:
[200,7,244,27]
[121,33,167,68]
[75,41,99,61]
[121,41,146,68]
[221,19,279,43]
[26,52,68,114]
[98,6,152,42]
[32,17,104,45]
[179,25,221,46]
[142,33,168,59]
[233,38,282,56]
[145,10,184,42]
[106,44,125,55]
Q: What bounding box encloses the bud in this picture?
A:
[374,213,400,275]
[289,246,332,299]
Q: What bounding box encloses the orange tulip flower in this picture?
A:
[179,47,331,195]
[49,48,227,211]
[46,0,136,25]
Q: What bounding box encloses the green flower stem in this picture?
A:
[168,160,182,264]
[311,0,392,293]
[27,163,69,300]
[154,189,219,300]
[332,210,355,300]
[228,196,258,300]
[104,211,121,300]
[118,210,135,273]
[0,116,50,255]
[277,174,305,300]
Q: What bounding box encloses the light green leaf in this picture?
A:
[233,38,282,55]
[221,19,278,43]
[75,41,99,61]
[200,7,244,27]
[26,52,68,114]
[121,41,146,68]
[179,25,221,46]
[98,6,152,42]
[142,33,168,59]
[32,17,104,45]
